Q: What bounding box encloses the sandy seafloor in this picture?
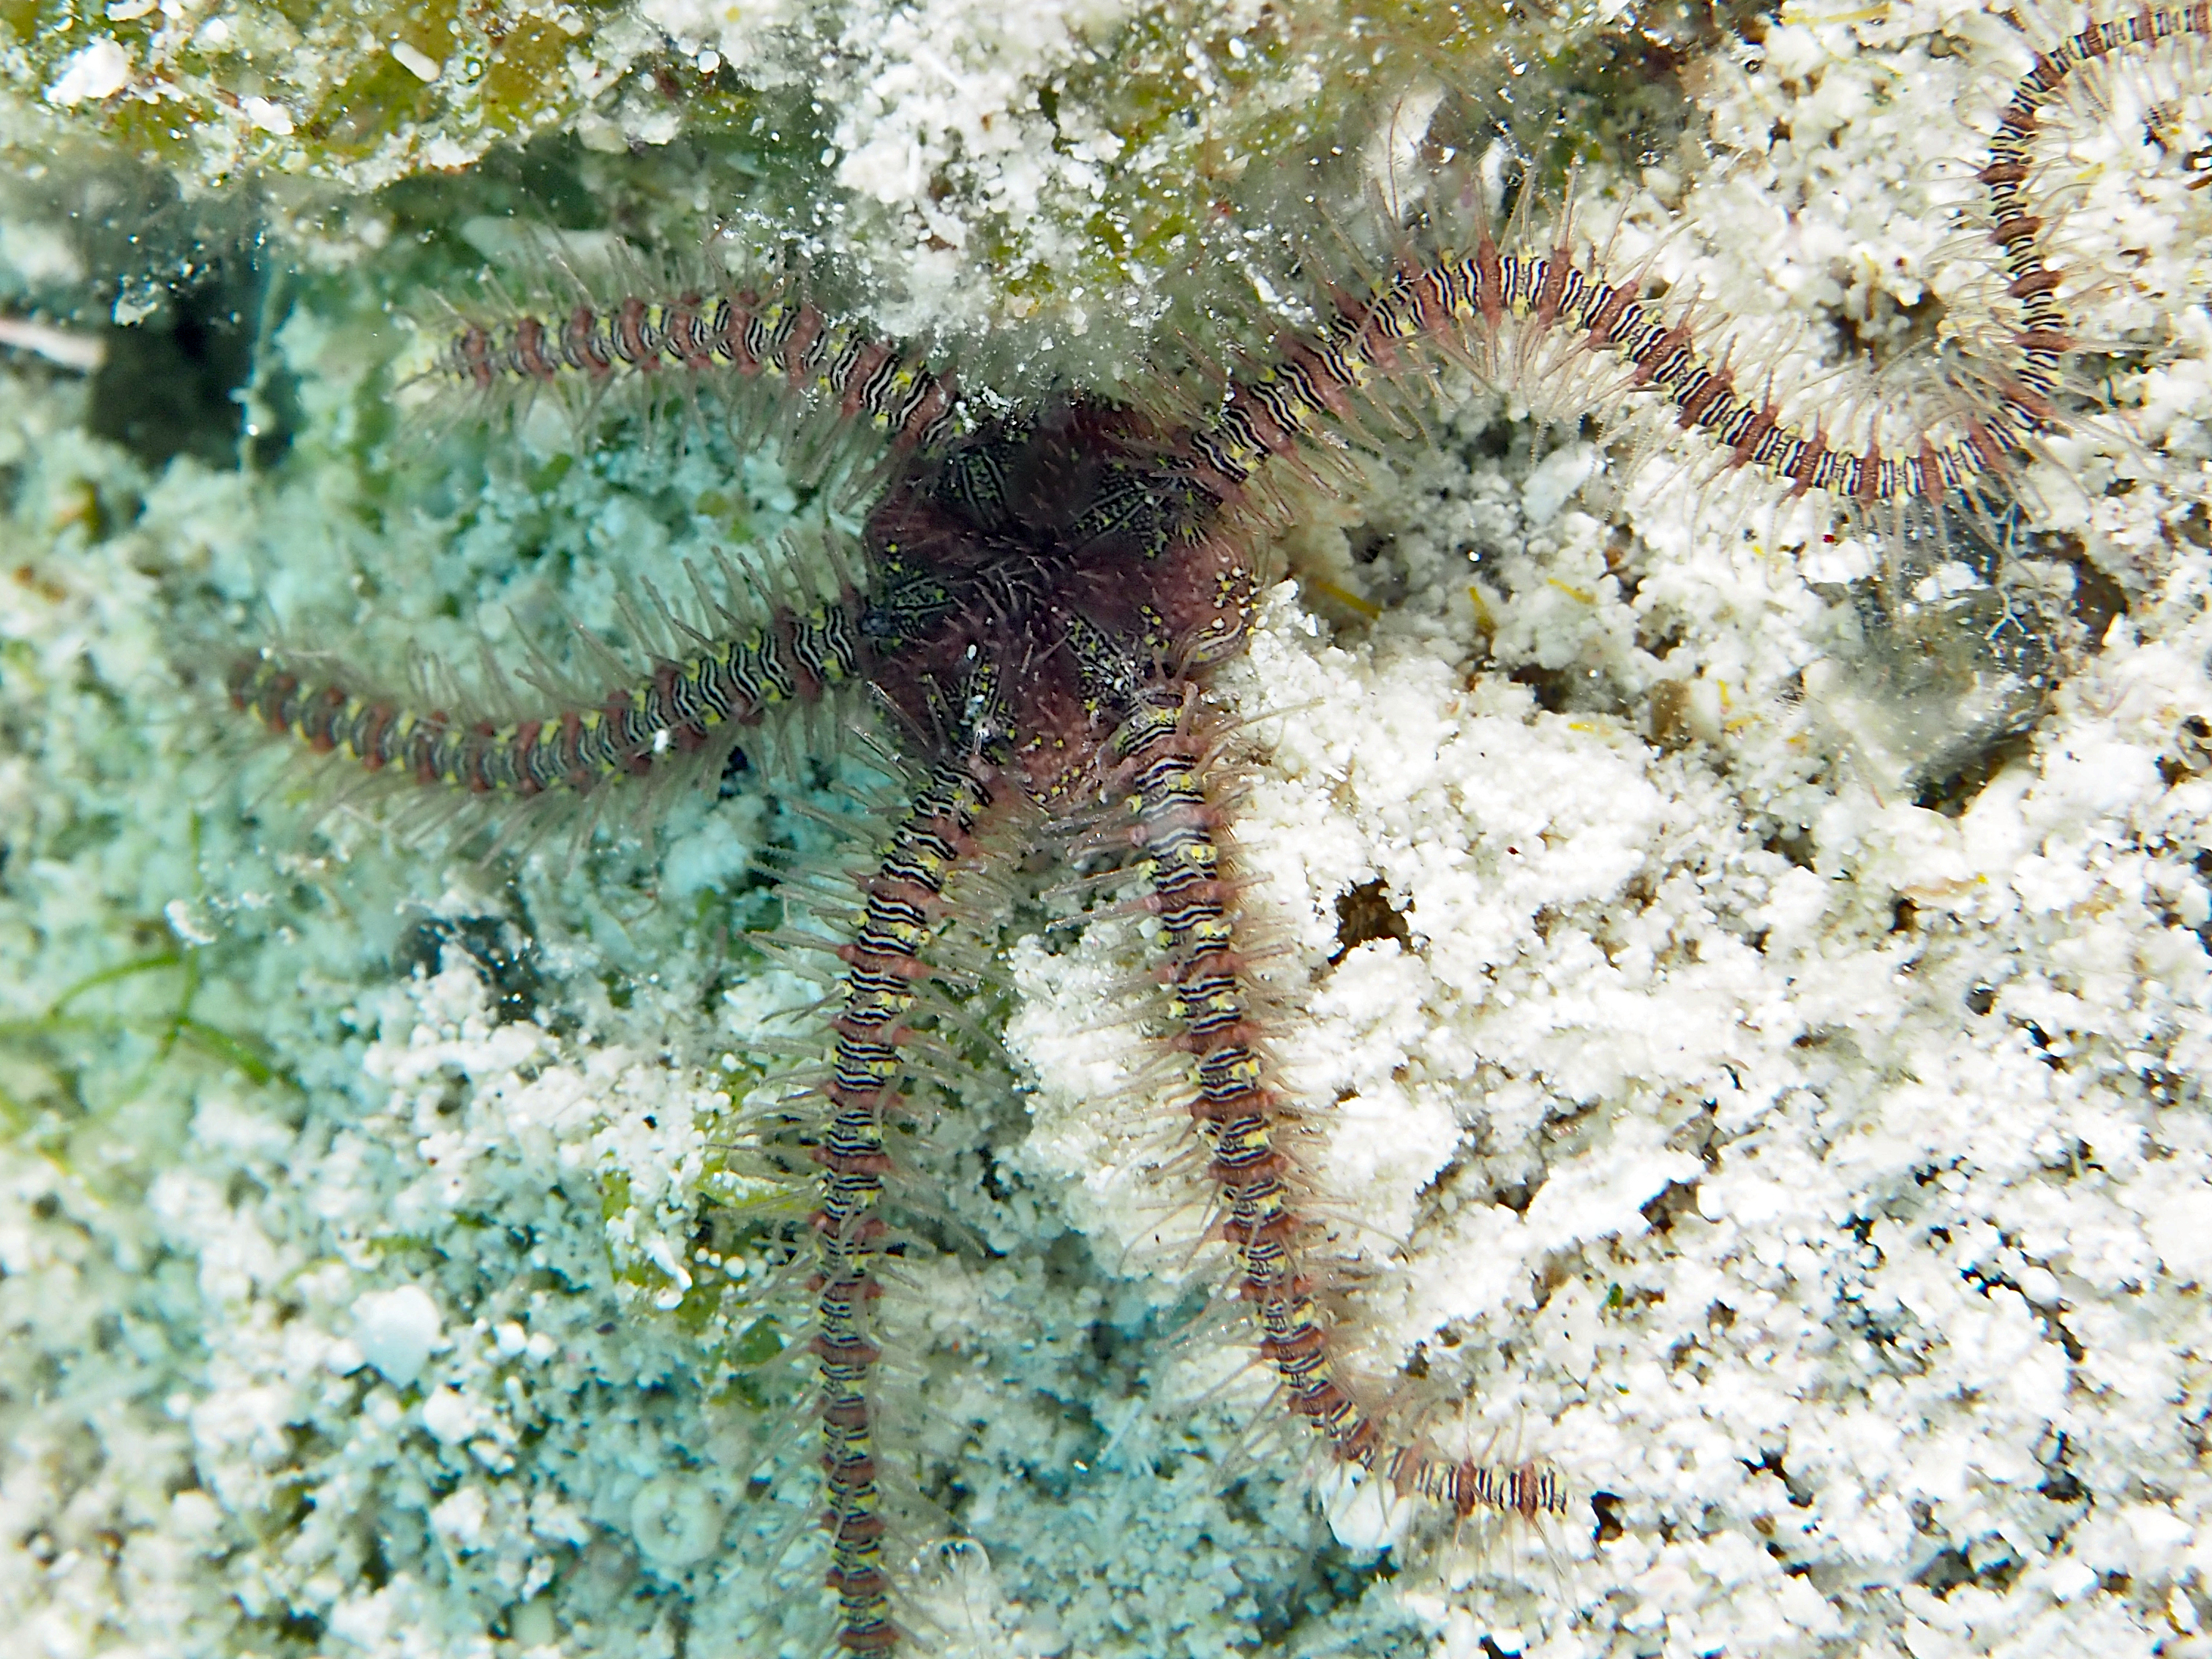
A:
[5,1,2212,1656]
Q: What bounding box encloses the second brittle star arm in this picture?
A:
[432,283,962,453]
[1176,4,2212,522]
[227,590,868,807]
[808,728,1007,1655]
[1110,677,1568,1527]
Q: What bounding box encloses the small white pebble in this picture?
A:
[391,41,442,82]
[241,96,295,135]
[421,1385,475,1445]
[46,38,131,105]
[353,1284,444,1387]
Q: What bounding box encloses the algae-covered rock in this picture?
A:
[1,0,686,189]
[0,0,1679,347]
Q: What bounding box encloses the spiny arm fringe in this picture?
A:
[1107,679,1568,1525]
[1181,4,2208,528]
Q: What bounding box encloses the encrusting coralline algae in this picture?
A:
[4,1,2212,1656]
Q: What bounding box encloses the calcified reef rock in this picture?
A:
[0,0,1645,330]
[4,3,2212,1658]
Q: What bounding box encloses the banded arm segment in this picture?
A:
[435,288,961,452]
[1113,680,1568,1526]
[1179,4,2212,518]
[227,596,866,802]
[810,745,1002,1655]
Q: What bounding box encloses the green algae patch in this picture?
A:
[477,15,582,135]
[307,50,441,162]
[0,0,672,192]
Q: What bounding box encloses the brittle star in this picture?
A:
[222,4,2211,1649]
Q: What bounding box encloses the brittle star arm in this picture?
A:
[809,740,1006,1655]
[1112,677,1568,1527]
[225,591,868,808]
[429,284,961,453]
[1171,6,2212,529]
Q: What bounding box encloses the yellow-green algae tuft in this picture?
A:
[0,0,1709,350]
[3,0,675,189]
